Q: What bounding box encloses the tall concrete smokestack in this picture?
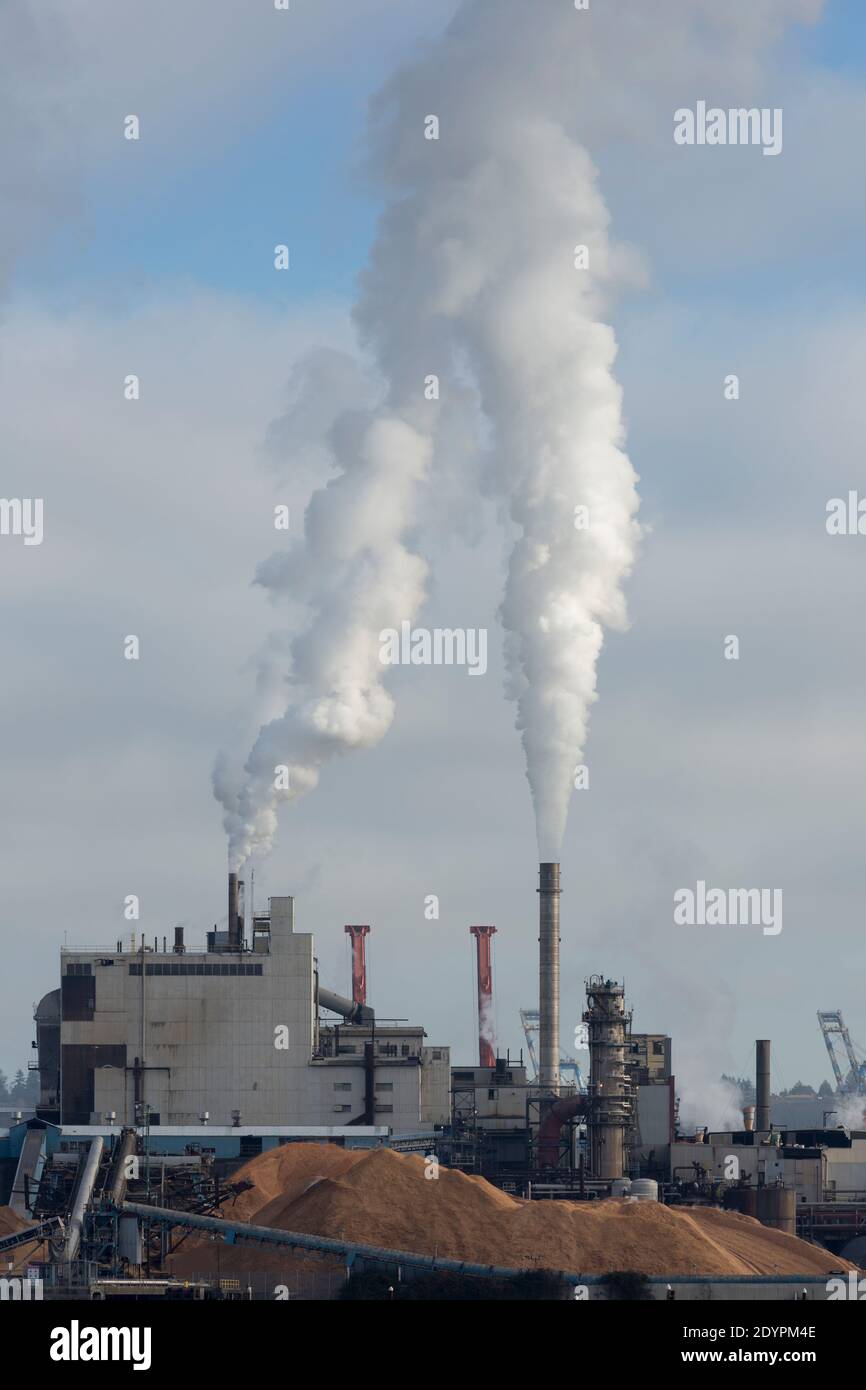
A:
[538,863,561,1092]
[470,925,497,1069]
[228,872,241,952]
[756,1039,771,1133]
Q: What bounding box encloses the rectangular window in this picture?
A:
[128,961,265,977]
[333,1082,352,1091]
[61,975,96,1022]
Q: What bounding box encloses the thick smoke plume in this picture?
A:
[216,0,818,866]
[215,412,433,870]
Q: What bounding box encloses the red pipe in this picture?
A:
[538,1095,586,1169]
[470,925,497,1068]
[344,925,370,1006]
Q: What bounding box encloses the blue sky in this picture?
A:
[16,78,378,307]
[7,0,860,309]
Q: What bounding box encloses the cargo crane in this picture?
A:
[520,1007,586,1090]
[818,1011,866,1095]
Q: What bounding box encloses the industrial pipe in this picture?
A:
[756,1040,771,1133]
[64,1137,104,1261]
[318,985,374,1025]
[120,1200,585,1285]
[537,1095,586,1168]
[107,1129,138,1204]
[538,863,561,1092]
[470,925,497,1068]
[348,1040,376,1127]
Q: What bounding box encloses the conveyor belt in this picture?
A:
[9,1126,46,1217]
[0,1215,63,1254]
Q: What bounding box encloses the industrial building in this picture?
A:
[2,857,865,1299]
[34,879,449,1133]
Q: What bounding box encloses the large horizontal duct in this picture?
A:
[318,985,374,1025]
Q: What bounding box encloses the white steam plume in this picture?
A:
[677,1071,744,1136]
[832,1094,866,1131]
[215,412,433,870]
[363,8,643,860]
[216,0,819,866]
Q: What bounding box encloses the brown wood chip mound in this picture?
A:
[0,1204,47,1273]
[167,1143,857,1278]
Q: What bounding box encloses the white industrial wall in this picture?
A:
[669,1140,823,1201]
[61,897,447,1132]
[420,1049,453,1126]
[824,1140,866,1196]
[635,1082,672,1148]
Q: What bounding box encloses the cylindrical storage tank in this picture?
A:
[611,1178,631,1198]
[724,1187,759,1220]
[757,1186,796,1237]
[630,1179,658,1202]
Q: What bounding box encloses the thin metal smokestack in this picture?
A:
[470,925,497,1069]
[538,863,561,1092]
[756,1039,771,1133]
[228,872,241,952]
[344,925,371,1006]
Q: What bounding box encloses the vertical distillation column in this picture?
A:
[585,976,632,1180]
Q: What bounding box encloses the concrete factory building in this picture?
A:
[36,885,450,1132]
